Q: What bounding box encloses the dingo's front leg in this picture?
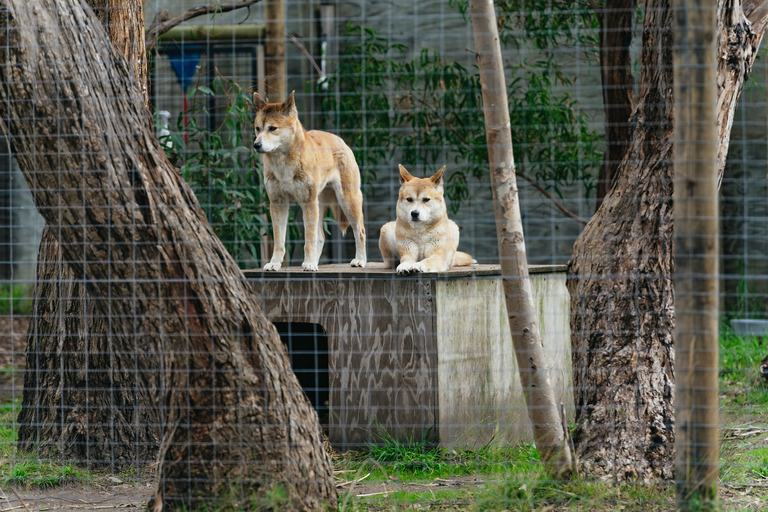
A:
[378,222,398,269]
[301,196,320,271]
[414,253,450,273]
[265,200,289,271]
[395,239,425,275]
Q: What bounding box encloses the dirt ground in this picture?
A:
[2,481,154,510]
[2,312,766,511]
[0,314,154,510]
[0,314,28,369]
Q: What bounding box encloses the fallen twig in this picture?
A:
[722,426,768,440]
[336,472,370,488]
[9,489,29,512]
[725,482,768,488]
[355,491,393,498]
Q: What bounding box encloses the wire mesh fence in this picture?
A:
[0,0,765,510]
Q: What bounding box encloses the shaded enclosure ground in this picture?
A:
[0,313,766,510]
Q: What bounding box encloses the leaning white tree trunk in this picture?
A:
[469,0,573,477]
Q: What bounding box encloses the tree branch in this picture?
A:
[145,0,264,49]
[286,32,323,78]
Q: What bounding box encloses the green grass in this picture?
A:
[721,446,768,484]
[0,323,758,509]
[336,325,768,511]
[3,460,86,488]
[474,474,673,512]
[363,427,447,476]
[0,283,32,316]
[0,398,93,490]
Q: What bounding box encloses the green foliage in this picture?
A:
[726,268,765,319]
[0,283,32,315]
[719,320,766,387]
[159,74,300,268]
[318,5,602,214]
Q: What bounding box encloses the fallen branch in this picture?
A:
[722,426,768,440]
[355,491,394,498]
[9,489,29,512]
[336,472,370,488]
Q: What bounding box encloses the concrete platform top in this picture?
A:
[242,262,567,280]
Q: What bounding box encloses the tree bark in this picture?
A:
[568,0,768,482]
[715,0,768,187]
[568,0,676,482]
[595,0,636,210]
[18,230,161,465]
[90,0,149,109]
[17,0,159,468]
[470,0,573,478]
[0,0,336,509]
[673,0,720,506]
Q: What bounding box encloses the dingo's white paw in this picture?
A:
[302,261,319,271]
[350,258,366,268]
[264,262,282,271]
[397,262,426,275]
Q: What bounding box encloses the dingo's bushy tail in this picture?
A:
[453,251,476,267]
[331,204,350,235]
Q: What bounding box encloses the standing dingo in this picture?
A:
[253,92,366,271]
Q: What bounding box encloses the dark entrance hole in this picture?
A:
[272,322,329,425]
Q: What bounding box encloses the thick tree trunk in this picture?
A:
[568,0,768,482]
[595,0,636,210]
[568,0,676,481]
[470,0,573,478]
[90,0,149,109]
[0,0,336,509]
[18,230,161,465]
[17,0,159,467]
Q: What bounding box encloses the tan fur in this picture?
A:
[253,91,366,271]
[379,164,475,275]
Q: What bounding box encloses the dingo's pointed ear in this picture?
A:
[282,91,297,115]
[399,164,415,184]
[253,92,266,112]
[430,166,446,185]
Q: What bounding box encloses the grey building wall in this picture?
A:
[0,135,45,283]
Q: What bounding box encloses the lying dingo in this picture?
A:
[379,165,475,275]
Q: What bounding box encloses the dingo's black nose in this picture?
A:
[411,210,419,220]
[253,140,262,152]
